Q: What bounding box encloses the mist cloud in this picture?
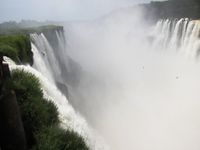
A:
[63,7,200,150]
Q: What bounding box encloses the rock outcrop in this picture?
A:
[0,55,27,150]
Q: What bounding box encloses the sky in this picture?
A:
[0,0,153,22]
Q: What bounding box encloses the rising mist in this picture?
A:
[63,7,200,150]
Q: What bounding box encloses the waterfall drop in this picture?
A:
[5,14,200,150]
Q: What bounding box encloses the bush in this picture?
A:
[0,34,33,64]
[33,126,89,150]
[0,43,18,61]
[9,69,59,147]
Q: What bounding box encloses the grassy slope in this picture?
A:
[5,69,89,150]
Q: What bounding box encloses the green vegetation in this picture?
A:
[33,126,89,150]
[5,69,89,150]
[6,69,59,148]
[0,35,33,64]
[142,0,200,21]
[0,23,63,35]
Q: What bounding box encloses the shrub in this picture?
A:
[0,43,18,61]
[9,69,59,147]
[33,126,89,150]
[0,34,33,64]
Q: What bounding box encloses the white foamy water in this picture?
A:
[151,19,200,58]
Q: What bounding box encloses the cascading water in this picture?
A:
[4,30,109,149]
[30,31,109,150]
[5,10,200,149]
[31,33,63,83]
[151,19,200,58]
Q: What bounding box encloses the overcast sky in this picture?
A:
[0,0,153,22]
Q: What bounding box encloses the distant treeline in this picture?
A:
[0,20,59,29]
[0,20,63,35]
[141,0,200,22]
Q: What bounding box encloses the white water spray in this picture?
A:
[62,10,200,150]
[151,19,200,58]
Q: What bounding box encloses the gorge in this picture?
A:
[1,0,200,150]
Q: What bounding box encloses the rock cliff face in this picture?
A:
[42,26,65,51]
[0,56,26,150]
[141,0,200,22]
[31,28,82,100]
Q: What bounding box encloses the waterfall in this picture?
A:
[28,18,200,150]
[3,29,109,149]
[151,19,200,58]
[31,33,63,83]
[5,16,200,150]
[30,31,109,150]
